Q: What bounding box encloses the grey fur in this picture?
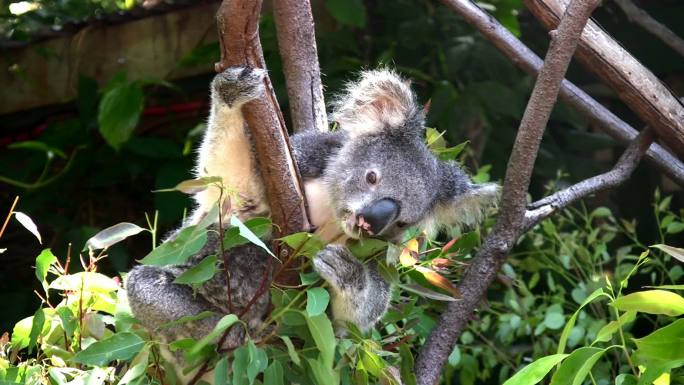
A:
[126,67,498,380]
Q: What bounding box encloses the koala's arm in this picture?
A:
[313,245,391,332]
[191,67,270,224]
[291,131,343,179]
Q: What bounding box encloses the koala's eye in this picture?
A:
[396,221,407,228]
[365,171,378,185]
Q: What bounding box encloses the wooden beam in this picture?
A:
[525,0,684,159]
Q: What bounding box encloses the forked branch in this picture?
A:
[524,128,654,230]
[415,0,601,382]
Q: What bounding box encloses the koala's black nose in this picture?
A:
[357,199,400,235]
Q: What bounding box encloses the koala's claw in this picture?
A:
[313,245,365,291]
[212,66,266,107]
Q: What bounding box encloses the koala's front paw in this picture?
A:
[313,245,365,292]
[212,66,266,107]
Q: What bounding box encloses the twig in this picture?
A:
[613,0,684,59]
[439,0,684,186]
[415,0,600,382]
[273,0,328,133]
[0,196,19,240]
[524,128,654,229]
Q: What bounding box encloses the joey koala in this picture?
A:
[126,66,498,380]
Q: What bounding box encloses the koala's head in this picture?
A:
[324,69,499,241]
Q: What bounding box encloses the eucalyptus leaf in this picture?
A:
[306,287,330,317]
[73,332,144,366]
[140,225,208,266]
[502,354,568,385]
[98,82,144,150]
[549,347,606,385]
[85,222,146,250]
[612,290,684,316]
[14,212,42,244]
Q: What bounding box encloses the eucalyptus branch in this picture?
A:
[273,0,328,133]
[613,0,684,58]
[440,0,684,186]
[414,0,600,382]
[524,128,654,230]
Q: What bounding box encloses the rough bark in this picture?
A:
[613,0,684,59]
[415,0,601,382]
[215,0,310,236]
[525,0,684,159]
[273,0,329,133]
[440,0,684,186]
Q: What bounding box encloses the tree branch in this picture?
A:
[273,0,329,133]
[613,0,684,59]
[415,0,600,382]
[440,0,684,186]
[524,127,654,230]
[525,0,684,159]
[215,0,309,236]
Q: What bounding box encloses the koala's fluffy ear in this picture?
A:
[330,69,421,137]
[423,164,500,236]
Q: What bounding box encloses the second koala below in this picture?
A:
[126,67,498,378]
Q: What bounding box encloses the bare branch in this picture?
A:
[525,0,684,159]
[273,0,329,133]
[524,128,654,230]
[440,0,684,186]
[613,0,684,59]
[215,0,310,236]
[415,0,600,382]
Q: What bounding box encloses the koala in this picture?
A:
[125,66,498,381]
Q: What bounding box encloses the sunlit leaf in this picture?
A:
[636,359,684,385]
[14,211,41,244]
[558,288,608,353]
[117,347,149,385]
[35,249,57,289]
[502,354,568,385]
[306,287,330,317]
[224,217,273,250]
[73,332,144,366]
[550,347,606,385]
[280,336,301,367]
[612,290,684,316]
[188,314,239,357]
[154,176,223,194]
[633,319,684,365]
[28,308,45,354]
[50,272,120,292]
[85,222,146,250]
[279,232,324,258]
[399,239,419,267]
[594,310,636,343]
[415,266,460,298]
[652,244,684,263]
[229,216,275,258]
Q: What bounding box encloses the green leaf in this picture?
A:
[140,225,208,266]
[28,308,45,354]
[323,0,366,27]
[594,310,636,343]
[246,341,268,384]
[35,249,57,290]
[223,217,273,250]
[174,255,219,286]
[117,347,149,385]
[307,357,340,385]
[279,232,324,258]
[188,314,239,357]
[214,356,229,385]
[399,344,417,385]
[399,283,457,302]
[263,361,284,385]
[360,348,386,378]
[280,336,301,367]
[8,140,66,158]
[635,359,684,385]
[11,316,33,349]
[306,287,330,317]
[14,212,42,244]
[306,314,336,368]
[633,319,684,365]
[612,290,684,316]
[98,82,144,150]
[154,176,222,194]
[85,222,146,250]
[666,222,684,235]
[73,332,145,366]
[502,354,568,385]
[652,244,684,263]
[49,272,120,292]
[57,307,77,340]
[557,288,608,354]
[158,311,216,330]
[544,304,565,330]
[549,347,606,385]
[229,216,275,258]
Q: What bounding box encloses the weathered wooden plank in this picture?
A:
[0,3,219,115]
